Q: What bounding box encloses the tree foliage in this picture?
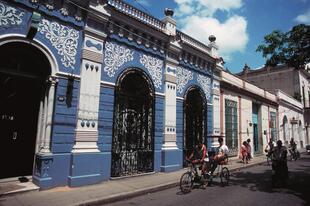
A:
[256,24,310,69]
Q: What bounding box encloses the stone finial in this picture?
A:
[162,8,176,36]
[164,8,174,17]
[209,35,216,42]
[243,63,250,71]
[208,35,218,58]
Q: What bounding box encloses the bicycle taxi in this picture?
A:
[180,150,230,193]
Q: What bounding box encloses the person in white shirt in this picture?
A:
[210,137,229,175]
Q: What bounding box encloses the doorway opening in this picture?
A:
[0,42,50,179]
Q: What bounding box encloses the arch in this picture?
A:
[0,34,59,76]
[183,85,207,166]
[115,67,155,94]
[111,68,155,177]
[0,39,53,179]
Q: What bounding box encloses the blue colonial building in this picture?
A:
[0,0,218,189]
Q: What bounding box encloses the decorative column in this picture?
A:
[35,98,44,153]
[162,65,177,150]
[161,59,182,172]
[72,34,103,153]
[33,77,56,188]
[40,76,57,154]
[211,78,220,147]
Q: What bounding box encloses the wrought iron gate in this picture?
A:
[183,88,205,166]
[111,72,154,177]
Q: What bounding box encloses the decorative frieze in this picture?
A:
[197,74,211,100]
[0,2,24,26]
[38,19,79,69]
[104,41,134,77]
[176,67,193,94]
[140,54,163,89]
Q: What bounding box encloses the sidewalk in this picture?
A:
[0,155,267,206]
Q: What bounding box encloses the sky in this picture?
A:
[124,0,310,73]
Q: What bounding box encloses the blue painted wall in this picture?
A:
[154,95,164,171]
[51,78,78,153]
[98,86,115,180]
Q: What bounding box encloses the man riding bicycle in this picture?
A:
[187,141,208,187]
[288,138,298,159]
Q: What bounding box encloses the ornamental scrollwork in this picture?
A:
[176,67,193,94]
[104,42,134,77]
[0,2,24,26]
[140,54,163,89]
[38,19,79,69]
[197,74,211,100]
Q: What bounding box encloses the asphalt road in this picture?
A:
[106,154,310,206]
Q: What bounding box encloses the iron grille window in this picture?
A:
[225,99,238,155]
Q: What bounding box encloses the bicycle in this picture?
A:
[180,158,230,193]
[288,148,300,161]
[179,160,205,193]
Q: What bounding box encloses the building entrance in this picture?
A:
[111,70,154,177]
[184,87,205,165]
[0,42,50,179]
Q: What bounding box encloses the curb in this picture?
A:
[77,160,265,206]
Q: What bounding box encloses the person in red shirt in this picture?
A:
[187,141,208,187]
[240,141,248,164]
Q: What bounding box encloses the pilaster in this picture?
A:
[73,34,104,153]
[161,49,182,171]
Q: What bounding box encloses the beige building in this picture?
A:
[237,64,310,147]
[276,90,305,148]
[214,64,278,157]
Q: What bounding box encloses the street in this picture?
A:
[107,154,310,206]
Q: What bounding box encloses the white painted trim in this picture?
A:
[101,80,115,87]
[56,71,81,79]
[155,92,165,97]
[0,34,59,76]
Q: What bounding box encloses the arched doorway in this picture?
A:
[111,69,154,177]
[0,42,51,179]
[183,87,205,165]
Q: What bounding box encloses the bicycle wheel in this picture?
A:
[220,167,230,186]
[180,172,193,193]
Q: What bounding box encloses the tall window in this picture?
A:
[225,99,238,155]
[270,112,277,141]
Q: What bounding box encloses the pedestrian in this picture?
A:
[246,138,252,161]
[240,141,248,164]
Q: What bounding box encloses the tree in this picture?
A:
[256,24,310,69]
